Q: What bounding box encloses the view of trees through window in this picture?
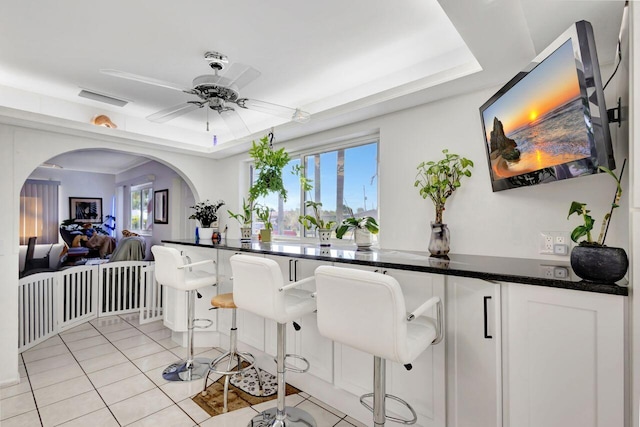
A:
[130,184,153,233]
[251,141,378,239]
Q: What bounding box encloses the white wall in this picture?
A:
[27,167,117,225]
[0,122,224,386]
[218,84,629,258]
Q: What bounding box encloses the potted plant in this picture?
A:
[189,199,225,240]
[299,201,336,246]
[248,135,291,202]
[335,207,379,249]
[228,198,253,241]
[254,204,273,243]
[567,163,628,283]
[415,149,473,257]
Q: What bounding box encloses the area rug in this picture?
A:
[193,365,301,417]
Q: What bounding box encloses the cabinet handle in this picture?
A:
[294,260,299,282]
[483,296,492,339]
[288,259,293,282]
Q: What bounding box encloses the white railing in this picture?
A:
[18,261,160,352]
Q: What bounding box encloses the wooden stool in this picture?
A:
[202,293,262,413]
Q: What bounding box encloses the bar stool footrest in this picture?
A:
[360,392,418,425]
[210,351,256,376]
[272,353,310,373]
[193,318,214,329]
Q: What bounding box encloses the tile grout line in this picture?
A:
[15,352,45,427]
[95,314,202,426]
[54,320,125,426]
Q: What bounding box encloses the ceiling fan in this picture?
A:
[101,51,310,137]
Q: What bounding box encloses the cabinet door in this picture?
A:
[446,276,501,427]
[505,283,625,427]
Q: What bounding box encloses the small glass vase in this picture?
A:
[428,222,450,257]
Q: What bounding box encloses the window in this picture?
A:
[19,180,60,245]
[302,142,378,238]
[250,139,378,240]
[130,183,153,234]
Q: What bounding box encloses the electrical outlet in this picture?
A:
[540,265,570,280]
[539,231,570,255]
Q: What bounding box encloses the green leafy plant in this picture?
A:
[568,166,623,246]
[189,200,225,228]
[335,207,379,239]
[414,149,474,224]
[248,135,291,202]
[299,201,336,231]
[227,198,253,226]
[254,204,273,231]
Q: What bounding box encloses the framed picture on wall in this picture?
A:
[69,197,103,223]
[154,189,169,224]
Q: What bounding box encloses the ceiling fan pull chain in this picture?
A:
[206,106,210,132]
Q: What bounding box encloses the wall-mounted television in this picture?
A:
[479,20,615,192]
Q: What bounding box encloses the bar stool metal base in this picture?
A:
[162,357,211,382]
[248,406,316,427]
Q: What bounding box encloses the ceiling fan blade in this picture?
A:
[147,102,203,123]
[101,69,191,93]
[222,63,261,90]
[219,108,251,138]
[236,98,310,123]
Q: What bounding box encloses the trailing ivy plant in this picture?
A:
[248,135,291,202]
[567,165,623,246]
[414,149,474,224]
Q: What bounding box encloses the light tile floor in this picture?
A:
[1,313,367,427]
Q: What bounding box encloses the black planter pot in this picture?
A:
[570,245,629,283]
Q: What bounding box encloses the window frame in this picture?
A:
[129,182,154,235]
[246,136,379,243]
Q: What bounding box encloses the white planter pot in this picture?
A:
[199,227,215,240]
[354,228,372,249]
[241,226,252,241]
[318,229,332,246]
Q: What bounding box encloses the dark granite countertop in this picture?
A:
[162,238,628,296]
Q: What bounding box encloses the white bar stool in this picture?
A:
[202,292,263,413]
[314,266,443,427]
[231,254,317,427]
[151,246,216,382]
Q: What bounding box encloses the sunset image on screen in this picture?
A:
[482,40,591,180]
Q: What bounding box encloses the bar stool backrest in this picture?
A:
[315,265,414,364]
[151,246,187,291]
[230,255,289,322]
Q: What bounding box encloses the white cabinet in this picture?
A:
[446,276,502,427]
[504,283,626,427]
